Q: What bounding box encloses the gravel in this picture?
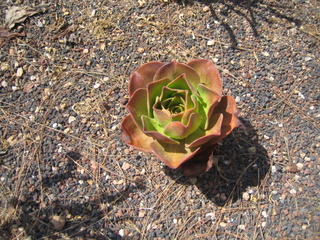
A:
[0,0,319,239]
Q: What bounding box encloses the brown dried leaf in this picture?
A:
[0,26,25,48]
[0,26,24,38]
[5,6,40,29]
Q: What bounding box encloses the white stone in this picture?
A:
[262,211,268,218]
[1,81,8,87]
[290,189,297,195]
[242,192,250,201]
[220,222,227,227]
[296,163,303,170]
[207,40,215,46]
[118,229,124,237]
[93,83,100,89]
[212,58,219,63]
[68,116,76,124]
[238,224,246,230]
[205,213,215,220]
[16,67,23,77]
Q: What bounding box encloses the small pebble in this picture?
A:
[122,162,131,171]
[220,193,227,201]
[118,229,124,237]
[1,81,8,87]
[138,47,145,53]
[29,115,35,121]
[238,224,246,230]
[68,116,76,124]
[51,215,65,230]
[243,192,250,201]
[203,6,210,12]
[290,189,297,195]
[296,163,303,170]
[93,83,101,89]
[207,40,215,46]
[16,68,23,77]
[220,222,227,227]
[139,211,145,218]
[205,213,215,220]
[262,211,268,218]
[248,147,256,154]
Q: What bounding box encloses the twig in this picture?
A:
[272,86,319,131]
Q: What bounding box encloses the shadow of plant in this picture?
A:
[164,117,270,206]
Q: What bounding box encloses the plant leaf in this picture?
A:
[142,116,179,144]
[129,62,165,96]
[126,88,148,129]
[147,78,171,115]
[163,113,202,139]
[180,146,216,176]
[150,141,201,168]
[153,108,172,127]
[167,73,198,96]
[186,113,223,148]
[153,61,200,90]
[197,83,221,129]
[203,96,241,146]
[121,115,153,152]
[187,59,223,95]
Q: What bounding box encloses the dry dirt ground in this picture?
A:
[0,0,319,239]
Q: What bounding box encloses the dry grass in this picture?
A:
[1,0,319,239]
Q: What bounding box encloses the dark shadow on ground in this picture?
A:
[7,182,146,240]
[175,0,302,48]
[0,150,146,240]
[164,117,270,206]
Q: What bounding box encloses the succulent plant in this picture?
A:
[121,59,241,176]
